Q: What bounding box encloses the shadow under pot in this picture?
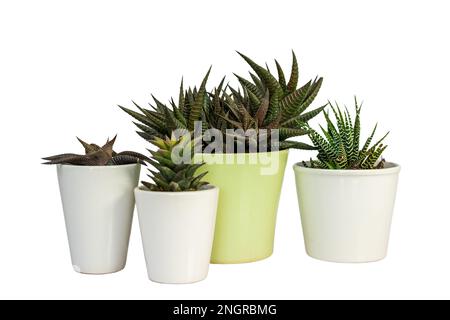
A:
[57,164,141,274]
[293,162,400,263]
[134,186,219,284]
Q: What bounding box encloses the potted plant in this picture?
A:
[134,136,219,284]
[43,136,148,274]
[120,51,326,264]
[293,99,400,262]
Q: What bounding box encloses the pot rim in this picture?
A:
[194,149,289,158]
[293,161,401,176]
[56,163,141,170]
[134,185,219,196]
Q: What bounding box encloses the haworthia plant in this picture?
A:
[142,136,210,191]
[42,136,149,166]
[119,69,211,140]
[304,98,389,169]
[119,52,326,152]
[207,51,325,151]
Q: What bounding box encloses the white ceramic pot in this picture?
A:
[57,164,140,274]
[135,186,219,284]
[293,162,400,263]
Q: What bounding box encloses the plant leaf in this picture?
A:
[275,59,287,94]
[286,51,299,93]
[188,67,211,130]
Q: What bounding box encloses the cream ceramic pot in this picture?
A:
[57,164,140,274]
[293,162,400,263]
[135,186,219,284]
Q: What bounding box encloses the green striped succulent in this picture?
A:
[42,136,149,166]
[142,136,209,192]
[304,98,389,169]
[119,69,211,140]
[119,52,326,152]
[216,51,326,150]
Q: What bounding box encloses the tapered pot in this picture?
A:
[293,162,400,263]
[135,186,219,284]
[57,164,140,274]
[195,150,289,264]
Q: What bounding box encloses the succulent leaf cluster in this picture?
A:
[204,52,325,151]
[120,51,325,152]
[142,136,209,192]
[119,69,211,141]
[42,136,149,166]
[304,99,389,169]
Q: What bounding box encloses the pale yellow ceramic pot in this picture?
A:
[195,150,289,264]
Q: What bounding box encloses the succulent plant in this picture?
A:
[119,51,325,152]
[142,136,209,191]
[303,98,389,169]
[211,51,326,151]
[42,136,149,166]
[119,69,211,140]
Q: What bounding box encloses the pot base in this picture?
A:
[210,251,273,264]
[148,276,208,285]
[73,265,126,275]
[305,252,387,264]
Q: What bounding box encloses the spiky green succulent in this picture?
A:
[119,51,325,152]
[42,136,149,166]
[119,68,211,140]
[142,136,209,191]
[207,51,325,151]
[304,98,389,169]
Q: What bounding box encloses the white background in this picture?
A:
[0,0,449,300]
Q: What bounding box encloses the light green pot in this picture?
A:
[195,150,289,264]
